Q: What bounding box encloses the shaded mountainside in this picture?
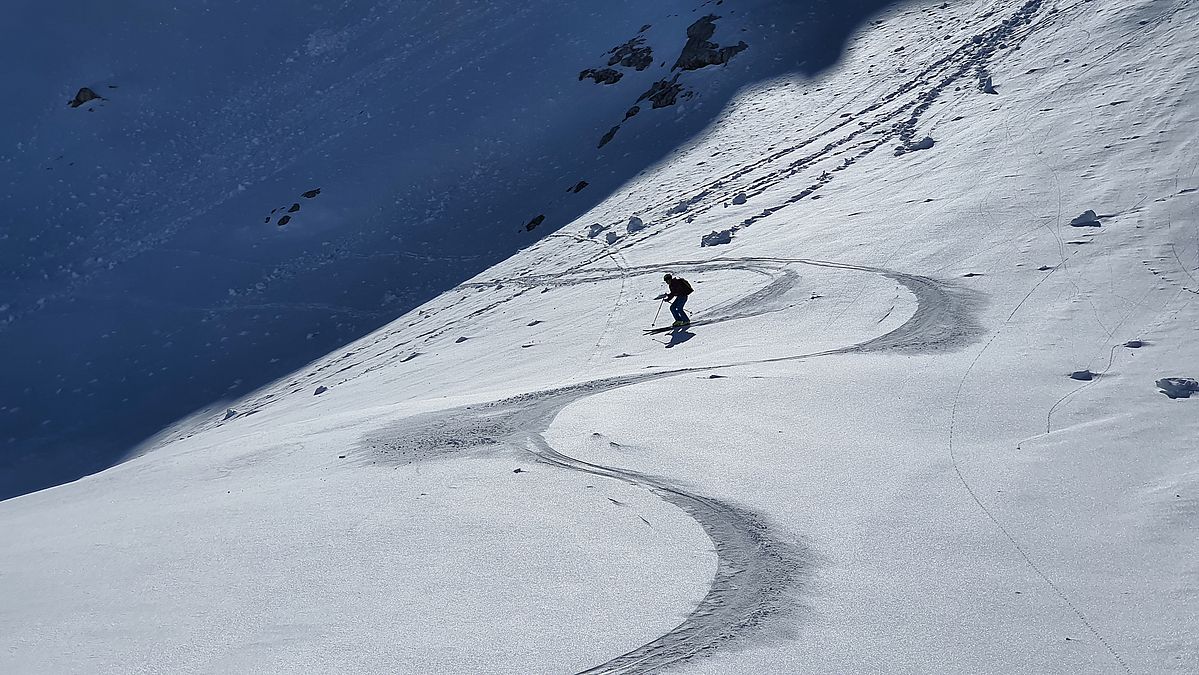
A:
[0,0,900,499]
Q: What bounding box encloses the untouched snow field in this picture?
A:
[3,0,1198,672]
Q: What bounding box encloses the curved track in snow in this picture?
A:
[369,257,984,673]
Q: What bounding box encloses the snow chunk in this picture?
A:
[626,216,647,233]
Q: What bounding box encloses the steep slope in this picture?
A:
[1,0,897,498]
[2,0,1197,672]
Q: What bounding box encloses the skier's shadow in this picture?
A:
[664,328,695,348]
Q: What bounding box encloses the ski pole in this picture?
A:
[651,299,665,328]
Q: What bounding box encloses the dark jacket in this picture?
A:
[666,277,693,298]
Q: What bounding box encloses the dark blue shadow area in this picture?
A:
[0,0,909,500]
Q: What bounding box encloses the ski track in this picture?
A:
[361,257,984,673]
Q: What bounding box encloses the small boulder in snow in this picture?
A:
[1068,370,1095,381]
[223,408,237,421]
[626,216,647,232]
[68,87,103,108]
[731,192,747,205]
[1069,210,1101,227]
[587,223,607,238]
[605,231,622,244]
[701,229,734,246]
[314,385,328,395]
[1157,377,1199,399]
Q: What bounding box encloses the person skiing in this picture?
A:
[662,273,693,326]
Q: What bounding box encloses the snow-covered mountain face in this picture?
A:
[2,0,1198,671]
[0,0,899,498]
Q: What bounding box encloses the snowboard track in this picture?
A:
[366,257,984,673]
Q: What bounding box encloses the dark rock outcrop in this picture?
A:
[637,76,685,109]
[524,214,545,232]
[579,68,623,85]
[68,87,103,108]
[607,37,654,71]
[672,15,748,71]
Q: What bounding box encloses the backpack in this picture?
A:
[676,277,693,296]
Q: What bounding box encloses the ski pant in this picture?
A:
[670,295,689,323]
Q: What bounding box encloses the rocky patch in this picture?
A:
[673,15,748,72]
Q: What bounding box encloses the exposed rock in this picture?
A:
[277,215,291,226]
[637,76,685,109]
[1157,377,1199,399]
[673,15,748,71]
[523,214,545,232]
[314,385,328,395]
[301,188,322,198]
[568,180,589,193]
[598,125,620,148]
[1069,209,1101,227]
[1069,370,1095,381]
[579,67,623,85]
[223,408,237,421]
[980,75,999,94]
[605,231,621,244]
[701,229,735,246]
[607,36,654,71]
[287,203,301,213]
[731,192,747,205]
[68,87,103,108]
[626,216,647,232]
[586,223,607,238]
[623,105,641,121]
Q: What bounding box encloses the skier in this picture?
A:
[662,273,693,326]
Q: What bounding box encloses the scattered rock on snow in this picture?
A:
[314,385,328,395]
[1069,209,1101,227]
[605,231,622,245]
[1157,377,1199,399]
[568,180,589,193]
[598,125,620,148]
[454,336,469,344]
[637,76,685,109]
[701,229,735,246]
[979,75,998,94]
[626,216,647,233]
[68,87,103,108]
[1069,370,1095,381]
[586,223,607,238]
[523,214,545,232]
[673,15,748,71]
[301,188,321,198]
[277,215,291,226]
[895,136,936,156]
[287,203,301,213]
[223,408,237,420]
[731,192,747,205]
[606,36,654,71]
[1124,340,1144,348]
[579,67,623,85]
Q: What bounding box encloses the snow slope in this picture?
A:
[1,0,890,498]
[3,0,1198,672]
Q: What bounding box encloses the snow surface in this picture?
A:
[4,0,1199,672]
